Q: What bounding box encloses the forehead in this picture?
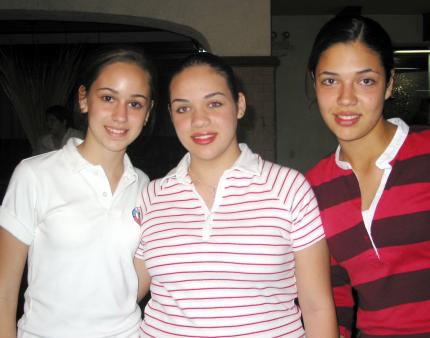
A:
[317,41,384,72]
[89,61,152,94]
[97,61,147,78]
[171,64,229,91]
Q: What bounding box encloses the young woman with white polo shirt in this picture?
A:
[0,45,155,338]
[134,53,338,337]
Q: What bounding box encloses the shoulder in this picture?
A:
[260,158,308,186]
[134,167,150,185]
[305,151,337,187]
[138,175,182,213]
[406,125,430,146]
[258,159,314,205]
[140,176,164,198]
[146,176,172,195]
[396,125,430,161]
[4,151,64,201]
[254,157,295,177]
[19,150,63,173]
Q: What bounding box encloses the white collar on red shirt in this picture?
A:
[335,118,409,170]
[160,143,262,187]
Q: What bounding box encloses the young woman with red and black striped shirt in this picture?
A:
[134,53,338,337]
[306,15,430,338]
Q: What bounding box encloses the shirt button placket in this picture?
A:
[202,213,213,240]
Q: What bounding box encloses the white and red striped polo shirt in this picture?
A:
[135,144,324,337]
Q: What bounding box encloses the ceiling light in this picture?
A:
[394,50,430,54]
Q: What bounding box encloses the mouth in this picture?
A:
[105,126,128,137]
[191,132,217,145]
[334,113,360,126]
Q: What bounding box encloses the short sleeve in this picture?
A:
[0,160,38,244]
[134,180,151,260]
[289,174,325,251]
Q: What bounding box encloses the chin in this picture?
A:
[104,140,129,153]
[336,133,365,143]
[191,151,222,162]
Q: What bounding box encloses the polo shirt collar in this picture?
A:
[160,143,261,187]
[335,118,409,170]
[63,137,138,181]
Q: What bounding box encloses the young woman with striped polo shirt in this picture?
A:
[306,16,430,337]
[134,53,338,337]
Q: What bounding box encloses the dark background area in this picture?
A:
[0,20,200,200]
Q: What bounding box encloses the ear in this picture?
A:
[144,100,154,126]
[310,71,316,88]
[78,85,88,114]
[237,92,246,119]
[384,69,395,100]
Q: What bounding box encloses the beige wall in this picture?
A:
[0,0,271,56]
[235,65,277,161]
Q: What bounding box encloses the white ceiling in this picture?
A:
[272,0,430,15]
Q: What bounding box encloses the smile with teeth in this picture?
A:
[191,132,217,144]
[334,113,360,126]
[193,134,213,140]
[337,114,359,120]
[106,126,128,135]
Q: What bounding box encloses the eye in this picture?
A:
[360,78,375,86]
[129,101,143,109]
[174,105,190,114]
[209,101,222,108]
[101,95,114,102]
[321,78,336,86]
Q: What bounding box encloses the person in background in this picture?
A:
[34,104,84,154]
[0,45,155,338]
[306,15,430,338]
[134,52,338,337]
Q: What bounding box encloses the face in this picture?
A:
[314,41,393,144]
[79,61,152,158]
[46,114,66,136]
[169,64,246,165]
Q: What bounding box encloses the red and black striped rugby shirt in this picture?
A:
[307,121,430,338]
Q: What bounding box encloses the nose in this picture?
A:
[112,103,128,122]
[337,83,357,106]
[191,107,210,128]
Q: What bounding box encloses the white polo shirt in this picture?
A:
[135,144,324,337]
[0,138,148,338]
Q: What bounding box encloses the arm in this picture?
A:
[134,257,151,302]
[294,238,338,338]
[331,256,355,338]
[0,228,28,338]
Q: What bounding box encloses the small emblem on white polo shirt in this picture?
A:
[132,207,143,225]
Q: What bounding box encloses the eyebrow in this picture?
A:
[204,91,226,99]
[96,87,148,100]
[317,68,381,77]
[171,91,226,104]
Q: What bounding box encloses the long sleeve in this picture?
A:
[331,255,354,338]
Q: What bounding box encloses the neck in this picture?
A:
[339,118,396,170]
[78,141,125,192]
[189,143,241,186]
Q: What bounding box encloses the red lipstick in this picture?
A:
[191,132,217,145]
